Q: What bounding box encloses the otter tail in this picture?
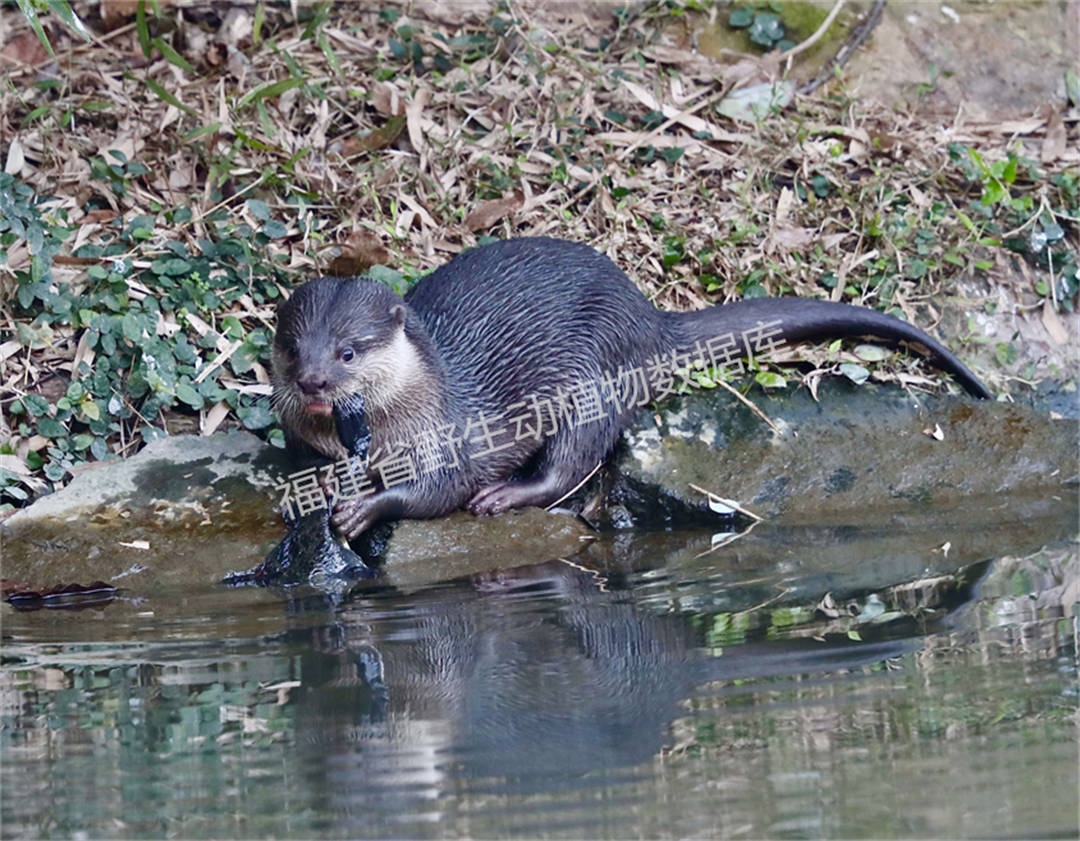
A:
[661,298,991,399]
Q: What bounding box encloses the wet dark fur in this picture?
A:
[273,237,990,537]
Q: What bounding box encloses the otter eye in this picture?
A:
[340,347,355,363]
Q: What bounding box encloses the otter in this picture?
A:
[272,237,990,539]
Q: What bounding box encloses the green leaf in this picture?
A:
[238,404,273,430]
[904,258,928,279]
[162,257,191,275]
[748,12,784,47]
[1002,156,1017,184]
[260,220,288,239]
[754,371,787,389]
[853,344,890,362]
[122,312,142,342]
[181,122,223,141]
[150,36,194,72]
[839,362,869,385]
[660,147,685,164]
[14,0,54,58]
[955,210,977,234]
[37,417,66,438]
[23,394,50,416]
[175,382,204,409]
[253,0,265,43]
[981,180,1006,205]
[995,342,1018,366]
[247,198,271,221]
[136,0,151,57]
[1067,68,1080,108]
[317,29,342,75]
[237,78,304,108]
[729,6,753,27]
[80,396,101,421]
[140,426,167,443]
[45,0,91,41]
[143,76,197,117]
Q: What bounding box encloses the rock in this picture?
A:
[3,382,1076,597]
[597,380,1079,527]
[0,431,289,594]
[380,508,596,592]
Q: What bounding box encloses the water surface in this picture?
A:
[3,501,1077,839]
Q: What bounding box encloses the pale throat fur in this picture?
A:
[273,322,446,462]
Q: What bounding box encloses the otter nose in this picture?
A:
[296,377,331,396]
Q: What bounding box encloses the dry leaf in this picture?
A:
[371,82,405,117]
[405,89,430,153]
[83,209,117,224]
[1041,299,1069,345]
[100,0,140,28]
[339,115,406,156]
[327,231,391,275]
[922,423,945,441]
[71,330,95,379]
[818,592,841,618]
[1041,108,1067,164]
[201,401,231,436]
[464,192,525,231]
[768,225,814,252]
[0,32,51,67]
[0,455,30,476]
[221,7,253,46]
[4,139,25,175]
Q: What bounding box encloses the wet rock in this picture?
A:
[0,430,593,595]
[0,431,290,594]
[596,380,1079,527]
[3,381,1076,596]
[381,508,596,592]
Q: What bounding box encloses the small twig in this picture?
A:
[688,483,763,521]
[191,177,264,226]
[798,0,887,96]
[694,519,759,558]
[716,379,783,435]
[783,0,848,67]
[614,85,732,163]
[1001,195,1050,238]
[732,585,793,616]
[545,461,603,510]
[556,557,608,592]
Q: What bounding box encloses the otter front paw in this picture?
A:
[332,495,381,539]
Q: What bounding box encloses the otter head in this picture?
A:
[272,277,426,430]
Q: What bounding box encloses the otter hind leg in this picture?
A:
[468,422,616,515]
[468,467,576,515]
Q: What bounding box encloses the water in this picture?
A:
[3,506,1077,839]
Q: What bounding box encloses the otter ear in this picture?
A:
[389,304,407,327]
